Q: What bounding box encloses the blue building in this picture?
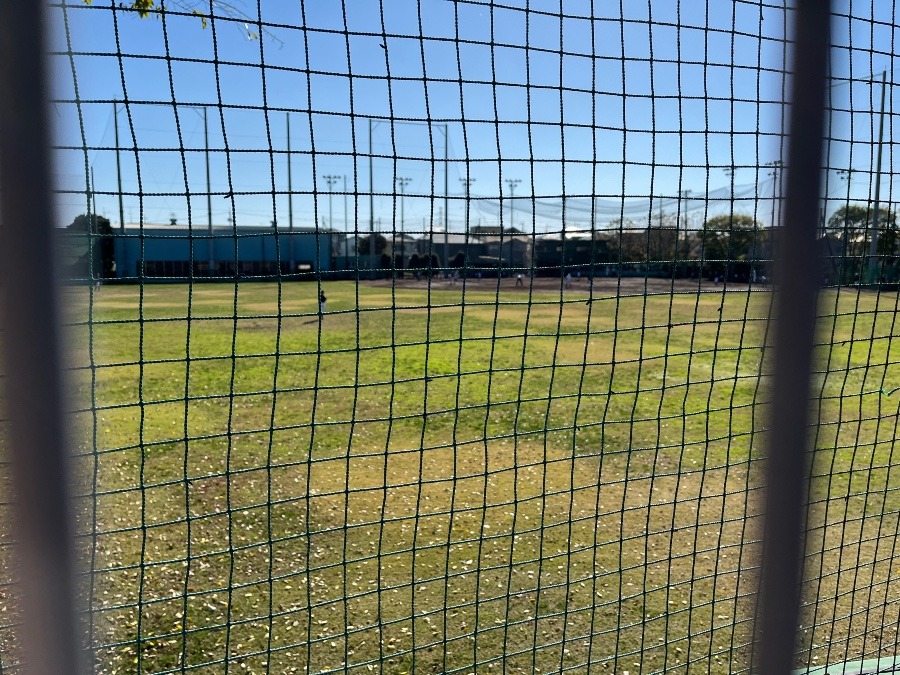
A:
[110,225,332,280]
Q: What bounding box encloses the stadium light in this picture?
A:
[504,178,521,231]
[396,177,412,264]
[323,175,340,232]
[460,178,475,235]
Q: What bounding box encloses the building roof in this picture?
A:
[117,223,327,234]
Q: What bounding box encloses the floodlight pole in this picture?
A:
[203,105,213,271]
[324,174,340,230]
[287,112,295,270]
[504,178,521,231]
[114,102,125,232]
[460,177,475,233]
[369,118,376,279]
[443,123,449,273]
[868,71,887,284]
[114,101,126,277]
[396,176,411,265]
[369,118,450,274]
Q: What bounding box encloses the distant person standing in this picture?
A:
[564,272,573,289]
[319,289,327,318]
[516,273,524,287]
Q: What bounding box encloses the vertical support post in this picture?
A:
[868,71,887,284]
[287,111,295,271]
[204,106,214,272]
[115,101,125,231]
[114,101,126,278]
[369,118,376,279]
[0,2,86,673]
[444,124,449,275]
[755,2,831,674]
[91,166,97,219]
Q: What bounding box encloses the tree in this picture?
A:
[67,213,115,278]
[357,234,388,256]
[827,204,897,257]
[606,218,644,263]
[699,214,762,279]
[450,251,467,269]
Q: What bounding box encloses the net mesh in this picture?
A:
[0,0,897,673]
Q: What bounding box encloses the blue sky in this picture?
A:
[49,0,897,233]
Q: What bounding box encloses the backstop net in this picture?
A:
[0,0,897,672]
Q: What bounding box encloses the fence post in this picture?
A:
[756,1,831,673]
[0,3,85,674]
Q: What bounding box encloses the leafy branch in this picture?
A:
[80,0,283,46]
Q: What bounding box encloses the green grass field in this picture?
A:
[39,279,900,673]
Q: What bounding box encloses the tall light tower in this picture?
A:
[395,177,411,265]
[342,175,348,234]
[460,177,476,233]
[323,174,340,231]
[504,178,521,232]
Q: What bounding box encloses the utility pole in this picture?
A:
[504,178,521,232]
[834,168,852,250]
[90,167,97,224]
[767,159,783,228]
[868,71,888,284]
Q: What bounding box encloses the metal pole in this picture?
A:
[369,118,376,279]
[0,3,86,673]
[287,111,294,270]
[204,106,213,271]
[504,178,521,232]
[115,101,125,232]
[343,174,348,236]
[768,160,782,227]
[756,1,830,674]
[444,124,449,275]
[328,179,334,230]
[90,166,97,222]
[397,177,411,269]
[323,175,340,274]
[868,71,887,284]
[460,178,475,233]
[114,101,126,278]
[287,112,293,232]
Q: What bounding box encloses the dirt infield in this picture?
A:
[364,275,762,295]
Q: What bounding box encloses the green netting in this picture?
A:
[0,0,897,673]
